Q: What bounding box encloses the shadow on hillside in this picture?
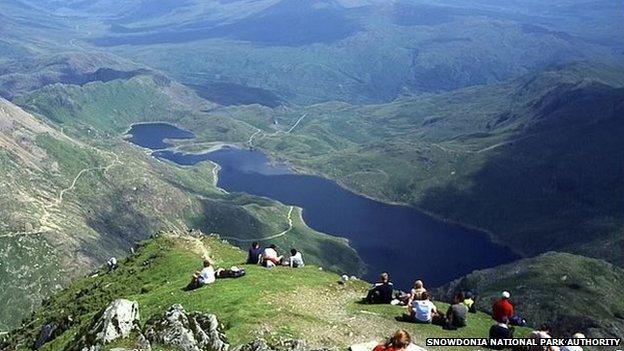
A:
[416,82,624,263]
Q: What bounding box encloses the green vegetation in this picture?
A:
[0,97,361,331]
[435,252,624,339]
[4,234,530,351]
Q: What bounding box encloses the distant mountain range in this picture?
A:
[0,0,623,340]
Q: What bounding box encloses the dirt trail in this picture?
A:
[247,113,307,149]
[0,150,121,239]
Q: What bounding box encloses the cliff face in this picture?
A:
[434,251,624,339]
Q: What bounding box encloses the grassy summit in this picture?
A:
[5,234,529,351]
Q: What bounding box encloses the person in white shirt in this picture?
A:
[529,324,559,351]
[409,292,443,323]
[261,244,283,267]
[288,248,305,268]
[560,333,585,351]
[188,259,215,289]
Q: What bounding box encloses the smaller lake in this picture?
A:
[127,122,519,288]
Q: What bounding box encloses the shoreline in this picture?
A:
[256,146,525,260]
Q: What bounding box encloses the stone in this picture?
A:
[144,304,228,351]
[70,299,142,351]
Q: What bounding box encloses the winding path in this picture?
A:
[0,151,121,239]
[247,113,307,149]
[220,206,295,243]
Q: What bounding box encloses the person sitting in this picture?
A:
[529,324,559,351]
[288,248,305,268]
[560,333,585,351]
[445,292,469,329]
[246,242,263,264]
[366,272,394,304]
[489,317,514,350]
[492,291,515,323]
[106,257,118,272]
[463,291,477,313]
[409,292,444,324]
[372,329,411,351]
[261,244,283,268]
[187,259,216,290]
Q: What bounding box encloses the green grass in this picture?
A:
[5,235,530,351]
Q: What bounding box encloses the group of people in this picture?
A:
[186,242,305,290]
[365,275,587,351]
[246,242,305,268]
[365,273,475,330]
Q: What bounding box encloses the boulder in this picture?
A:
[144,304,228,351]
[71,299,143,351]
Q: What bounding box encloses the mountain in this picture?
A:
[434,252,624,339]
[0,91,361,331]
[213,63,624,267]
[1,0,622,104]
[0,233,531,351]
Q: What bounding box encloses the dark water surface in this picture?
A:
[128,122,518,288]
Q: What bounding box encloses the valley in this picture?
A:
[0,0,623,344]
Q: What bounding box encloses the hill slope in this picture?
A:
[0,93,361,331]
[435,252,624,339]
[211,63,624,267]
[1,233,530,351]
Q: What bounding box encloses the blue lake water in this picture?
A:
[127,122,519,288]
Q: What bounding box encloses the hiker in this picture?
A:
[445,292,468,329]
[287,248,305,268]
[107,257,118,272]
[528,324,559,351]
[366,272,394,304]
[261,244,283,268]
[409,291,445,324]
[372,329,412,351]
[246,242,263,264]
[492,291,514,323]
[463,291,477,313]
[187,259,215,290]
[489,317,514,350]
[560,333,585,351]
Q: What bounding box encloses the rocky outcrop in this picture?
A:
[232,338,332,351]
[71,299,143,351]
[144,304,229,351]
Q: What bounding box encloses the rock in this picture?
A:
[70,299,143,351]
[232,338,328,351]
[144,304,228,351]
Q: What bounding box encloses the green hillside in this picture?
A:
[209,63,624,267]
[0,96,361,331]
[435,252,624,339]
[1,234,531,351]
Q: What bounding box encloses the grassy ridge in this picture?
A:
[3,234,530,351]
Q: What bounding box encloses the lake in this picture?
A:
[127,122,519,288]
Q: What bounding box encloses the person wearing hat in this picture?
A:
[492,291,514,323]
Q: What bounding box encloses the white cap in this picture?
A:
[572,333,586,339]
[502,291,511,299]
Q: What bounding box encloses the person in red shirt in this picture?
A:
[373,329,411,351]
[492,291,514,323]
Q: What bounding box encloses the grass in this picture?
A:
[6,234,530,351]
